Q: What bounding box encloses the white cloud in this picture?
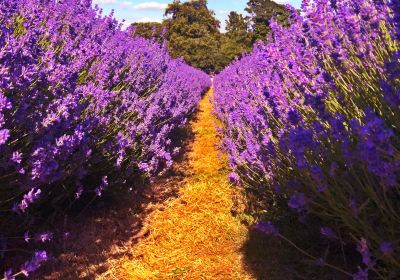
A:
[136,16,163,23]
[121,19,133,29]
[93,0,117,4]
[121,1,134,8]
[133,2,168,10]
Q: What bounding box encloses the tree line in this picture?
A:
[131,0,290,73]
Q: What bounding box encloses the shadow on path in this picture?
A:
[33,116,198,280]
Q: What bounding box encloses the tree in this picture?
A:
[131,22,164,42]
[163,0,222,73]
[221,12,252,63]
[129,0,271,73]
[245,0,290,42]
[226,11,248,34]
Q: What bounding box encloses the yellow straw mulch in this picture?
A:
[100,87,253,280]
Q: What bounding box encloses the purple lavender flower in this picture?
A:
[381,80,400,109]
[380,242,394,257]
[0,129,10,145]
[24,232,30,243]
[95,176,108,197]
[353,268,368,280]
[228,172,240,184]
[255,221,279,237]
[288,192,306,210]
[19,189,42,212]
[3,269,15,280]
[287,109,301,125]
[310,165,324,181]
[213,0,398,277]
[75,187,83,199]
[20,251,48,276]
[329,161,338,177]
[316,183,328,192]
[320,227,338,240]
[11,151,22,164]
[37,232,52,243]
[349,199,360,217]
[389,0,400,40]
[357,238,374,268]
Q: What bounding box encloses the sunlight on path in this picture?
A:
[100,87,253,280]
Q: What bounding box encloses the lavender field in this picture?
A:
[0,0,210,278]
[1,0,400,279]
[214,0,400,278]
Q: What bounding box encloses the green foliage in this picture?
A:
[128,0,290,73]
[131,22,164,43]
[226,11,248,35]
[164,0,222,73]
[223,12,253,61]
[245,0,290,42]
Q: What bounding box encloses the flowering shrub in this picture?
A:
[0,0,209,277]
[214,0,399,278]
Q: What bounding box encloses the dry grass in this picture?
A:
[100,88,254,280]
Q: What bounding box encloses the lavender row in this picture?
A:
[214,0,399,278]
[0,0,209,277]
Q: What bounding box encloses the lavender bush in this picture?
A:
[214,0,399,278]
[0,0,209,277]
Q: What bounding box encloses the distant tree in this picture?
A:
[226,11,248,34]
[129,0,272,73]
[245,0,290,42]
[163,0,222,73]
[165,0,220,32]
[131,22,164,42]
[220,12,252,63]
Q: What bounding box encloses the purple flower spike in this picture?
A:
[310,165,324,181]
[320,227,338,240]
[0,129,10,145]
[380,242,393,257]
[19,188,42,212]
[75,187,84,199]
[228,172,240,184]
[288,192,306,210]
[316,183,328,192]
[353,268,368,280]
[95,176,109,197]
[20,251,48,276]
[37,232,53,243]
[3,269,15,280]
[11,152,22,164]
[24,232,30,243]
[357,238,374,268]
[255,221,279,237]
[288,109,301,125]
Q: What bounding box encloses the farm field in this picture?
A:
[1,0,400,279]
[98,87,253,280]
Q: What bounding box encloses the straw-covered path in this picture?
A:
[101,87,253,279]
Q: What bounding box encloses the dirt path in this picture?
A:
[100,87,253,279]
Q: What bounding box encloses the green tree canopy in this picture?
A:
[221,12,252,64]
[163,0,222,73]
[245,0,290,42]
[128,0,291,73]
[226,11,248,34]
[131,22,164,42]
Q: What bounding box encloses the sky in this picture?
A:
[92,0,302,30]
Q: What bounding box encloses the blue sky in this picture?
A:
[92,0,302,30]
